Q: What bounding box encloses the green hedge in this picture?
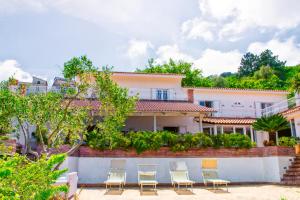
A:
[278,137,297,147]
[87,130,254,154]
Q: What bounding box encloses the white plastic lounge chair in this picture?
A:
[169,161,194,190]
[105,160,126,191]
[201,159,230,192]
[137,164,158,193]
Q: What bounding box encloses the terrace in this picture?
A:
[78,185,300,200]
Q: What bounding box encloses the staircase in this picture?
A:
[282,155,300,185]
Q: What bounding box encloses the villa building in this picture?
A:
[9,76,48,95]
[71,72,292,147]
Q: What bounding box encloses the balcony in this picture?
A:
[262,97,299,116]
[128,88,188,101]
[213,107,257,118]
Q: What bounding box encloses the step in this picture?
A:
[282,176,300,181]
[281,180,300,185]
[283,172,300,176]
[291,163,300,167]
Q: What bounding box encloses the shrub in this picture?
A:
[160,131,178,147]
[129,131,163,154]
[0,153,67,200]
[278,137,297,147]
[210,134,253,148]
[222,133,253,148]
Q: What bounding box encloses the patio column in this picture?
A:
[243,126,247,135]
[214,125,217,135]
[233,126,236,134]
[275,131,279,145]
[221,125,224,134]
[250,126,254,142]
[153,115,157,132]
[199,114,203,132]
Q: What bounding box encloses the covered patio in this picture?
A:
[124,100,215,133]
[201,117,256,142]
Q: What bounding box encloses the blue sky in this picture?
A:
[1,0,300,84]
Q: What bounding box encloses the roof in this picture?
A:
[281,105,300,116]
[112,71,185,78]
[202,117,256,125]
[70,99,214,113]
[185,87,288,94]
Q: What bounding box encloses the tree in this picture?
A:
[0,56,97,158]
[210,75,226,87]
[253,114,290,144]
[87,67,137,150]
[0,153,67,200]
[238,52,260,77]
[253,66,275,80]
[238,50,286,77]
[137,58,207,87]
[290,72,300,94]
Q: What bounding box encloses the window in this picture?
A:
[199,101,213,108]
[291,119,296,137]
[163,127,179,133]
[156,89,168,100]
[261,102,273,109]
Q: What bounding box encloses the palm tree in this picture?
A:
[253,114,290,144]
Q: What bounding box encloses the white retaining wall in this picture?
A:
[64,156,293,184]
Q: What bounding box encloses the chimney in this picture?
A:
[187,89,194,103]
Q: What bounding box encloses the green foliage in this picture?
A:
[210,134,253,148]
[253,114,290,135]
[290,72,300,93]
[278,137,297,147]
[0,153,67,200]
[88,131,254,154]
[87,67,137,150]
[63,55,98,79]
[137,58,207,87]
[136,50,300,91]
[129,131,163,154]
[238,49,286,77]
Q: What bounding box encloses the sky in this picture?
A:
[1,0,300,84]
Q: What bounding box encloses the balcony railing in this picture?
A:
[128,88,188,101]
[213,108,257,118]
[262,97,299,116]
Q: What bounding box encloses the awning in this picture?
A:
[202,117,256,125]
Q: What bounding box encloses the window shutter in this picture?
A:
[168,89,174,100]
[151,88,157,100]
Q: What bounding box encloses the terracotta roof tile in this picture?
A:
[185,87,288,93]
[281,105,300,116]
[202,117,256,125]
[71,99,214,113]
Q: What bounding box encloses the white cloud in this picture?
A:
[0,60,32,82]
[155,44,194,64]
[181,18,215,41]
[155,44,242,75]
[0,0,46,14]
[126,39,153,59]
[194,49,242,75]
[248,38,300,66]
[199,0,300,29]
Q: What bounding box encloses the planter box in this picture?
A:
[69,146,295,158]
